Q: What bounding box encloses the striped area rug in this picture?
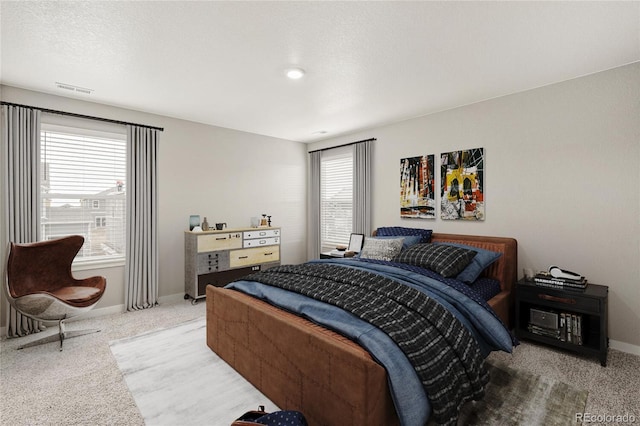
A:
[109,319,278,426]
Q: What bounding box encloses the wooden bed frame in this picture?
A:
[206,233,517,425]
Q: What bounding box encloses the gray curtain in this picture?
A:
[1,104,44,337]
[353,140,372,235]
[307,150,321,260]
[125,125,159,310]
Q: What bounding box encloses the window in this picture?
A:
[320,147,353,251]
[40,123,126,264]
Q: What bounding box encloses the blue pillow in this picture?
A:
[375,227,432,243]
[434,242,502,283]
[374,235,422,250]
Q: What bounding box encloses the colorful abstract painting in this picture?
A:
[400,155,435,219]
[440,148,484,220]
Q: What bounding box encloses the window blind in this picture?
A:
[320,148,353,251]
[40,124,126,262]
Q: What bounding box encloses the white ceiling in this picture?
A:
[1,1,638,143]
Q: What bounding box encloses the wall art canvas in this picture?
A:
[440,148,485,220]
[400,155,435,219]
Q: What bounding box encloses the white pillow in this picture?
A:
[359,237,404,261]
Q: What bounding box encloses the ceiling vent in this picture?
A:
[55,82,93,95]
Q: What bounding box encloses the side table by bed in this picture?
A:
[320,251,343,259]
[515,279,609,366]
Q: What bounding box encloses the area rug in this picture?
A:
[109,318,279,426]
[111,319,588,426]
[457,360,589,425]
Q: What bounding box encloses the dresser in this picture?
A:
[184,227,281,302]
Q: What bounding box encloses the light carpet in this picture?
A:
[109,318,279,426]
[112,318,589,426]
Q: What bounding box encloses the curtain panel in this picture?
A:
[1,104,44,337]
[307,151,321,260]
[125,125,159,310]
[353,140,372,235]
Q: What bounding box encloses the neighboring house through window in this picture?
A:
[40,122,126,264]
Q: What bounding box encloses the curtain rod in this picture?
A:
[1,101,164,132]
[308,137,376,154]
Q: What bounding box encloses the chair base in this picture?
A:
[17,321,101,351]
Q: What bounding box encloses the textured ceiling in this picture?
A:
[1,1,638,142]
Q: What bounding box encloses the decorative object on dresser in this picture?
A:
[515,279,608,366]
[189,214,200,231]
[184,227,280,303]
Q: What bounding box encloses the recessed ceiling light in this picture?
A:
[285,68,306,80]
[312,130,327,135]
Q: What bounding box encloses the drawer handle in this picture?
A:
[216,237,227,241]
[259,240,266,244]
[264,252,273,256]
[238,256,248,259]
[538,294,576,304]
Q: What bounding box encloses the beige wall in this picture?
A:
[2,63,639,351]
[309,63,640,351]
[0,85,308,326]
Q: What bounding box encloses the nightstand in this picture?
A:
[515,279,609,366]
[320,251,345,259]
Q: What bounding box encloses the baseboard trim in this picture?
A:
[4,296,638,358]
[1,293,191,338]
[610,339,640,356]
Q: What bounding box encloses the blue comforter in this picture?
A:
[226,258,515,426]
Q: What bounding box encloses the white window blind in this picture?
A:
[40,124,126,263]
[320,148,353,251]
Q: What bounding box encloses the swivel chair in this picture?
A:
[4,235,107,350]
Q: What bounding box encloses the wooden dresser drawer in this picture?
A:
[197,233,242,252]
[230,246,280,268]
[243,236,280,248]
[197,252,219,274]
[243,229,280,239]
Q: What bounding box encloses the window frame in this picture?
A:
[319,146,354,252]
[40,119,127,269]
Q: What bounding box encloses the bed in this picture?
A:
[206,230,517,426]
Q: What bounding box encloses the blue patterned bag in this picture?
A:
[232,406,308,426]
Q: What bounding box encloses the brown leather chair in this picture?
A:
[4,235,107,350]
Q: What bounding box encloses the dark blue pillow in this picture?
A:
[376,227,432,243]
[434,242,502,283]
